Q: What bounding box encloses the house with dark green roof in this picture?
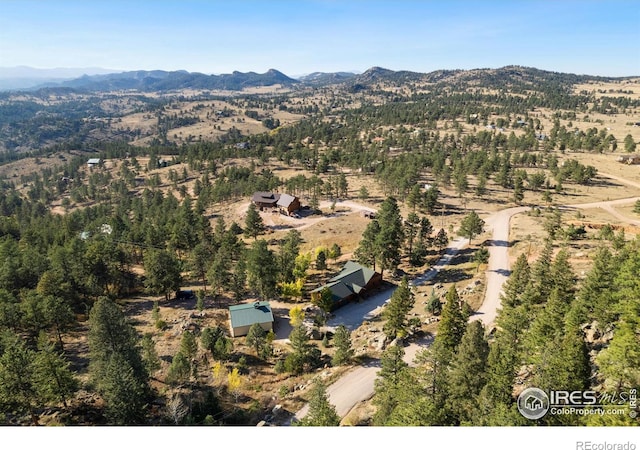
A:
[228,301,274,337]
[310,261,382,311]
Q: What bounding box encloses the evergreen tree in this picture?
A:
[246,239,278,300]
[624,134,636,153]
[189,242,213,293]
[167,351,191,385]
[244,203,265,240]
[373,344,409,425]
[404,212,420,258]
[0,332,40,424]
[141,334,161,376]
[315,249,327,271]
[448,321,489,424]
[285,324,320,374]
[459,210,485,244]
[313,287,334,325]
[278,230,302,283]
[433,228,449,251]
[143,249,182,301]
[382,277,415,339]
[480,334,518,409]
[88,297,149,420]
[354,219,380,271]
[423,186,439,214]
[296,380,340,426]
[521,239,553,306]
[436,285,466,360]
[207,251,231,297]
[375,197,405,277]
[179,331,198,361]
[201,326,233,361]
[332,325,354,366]
[406,184,422,211]
[34,333,78,409]
[245,323,267,356]
[101,352,148,424]
[500,253,530,309]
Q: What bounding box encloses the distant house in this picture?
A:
[277,193,301,215]
[228,301,274,338]
[87,158,101,168]
[252,192,280,209]
[310,261,382,311]
[617,154,640,165]
[362,210,377,219]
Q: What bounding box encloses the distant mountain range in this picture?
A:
[0,67,304,92]
[0,65,630,93]
[0,66,118,90]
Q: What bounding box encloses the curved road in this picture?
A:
[292,172,640,424]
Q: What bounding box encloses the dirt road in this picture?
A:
[291,173,640,424]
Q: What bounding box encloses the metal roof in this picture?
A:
[229,301,274,329]
[277,193,298,208]
[311,261,378,303]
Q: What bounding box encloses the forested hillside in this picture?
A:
[0,66,638,426]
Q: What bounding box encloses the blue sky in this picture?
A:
[1,0,638,76]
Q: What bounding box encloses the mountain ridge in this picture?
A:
[1,65,635,93]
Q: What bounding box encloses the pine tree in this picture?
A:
[448,321,489,424]
[406,184,422,211]
[459,210,485,244]
[286,324,320,374]
[521,239,553,306]
[375,197,405,277]
[0,332,40,424]
[499,253,530,309]
[382,277,415,339]
[143,249,182,301]
[101,352,148,424]
[245,323,267,356]
[596,320,640,392]
[297,380,340,426]
[436,285,466,359]
[141,334,161,376]
[315,249,327,271]
[313,287,334,325]
[88,297,149,421]
[246,239,278,299]
[244,203,265,240]
[278,230,302,283]
[34,333,78,409]
[480,334,518,408]
[355,219,380,271]
[167,351,191,385]
[373,344,409,425]
[404,212,420,258]
[332,325,354,366]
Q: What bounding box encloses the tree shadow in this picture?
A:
[491,268,512,276]
[436,268,472,283]
[486,239,510,247]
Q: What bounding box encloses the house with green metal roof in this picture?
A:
[310,261,382,311]
[228,301,274,337]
